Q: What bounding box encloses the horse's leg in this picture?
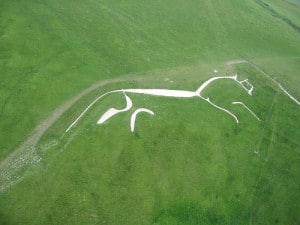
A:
[203,97,239,123]
[232,102,260,121]
[130,108,154,132]
[97,92,133,124]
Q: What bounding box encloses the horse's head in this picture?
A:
[196,74,254,98]
[195,74,259,123]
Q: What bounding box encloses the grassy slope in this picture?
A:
[1,0,299,160]
[1,63,299,225]
[0,0,299,224]
[288,0,300,6]
[253,0,300,29]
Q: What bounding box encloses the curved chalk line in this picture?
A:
[97,92,133,124]
[130,108,155,132]
[66,74,257,132]
[204,97,239,123]
[65,90,120,132]
[232,102,261,121]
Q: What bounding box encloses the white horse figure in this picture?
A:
[66,74,260,133]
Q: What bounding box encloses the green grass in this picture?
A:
[253,0,300,30]
[286,0,300,6]
[1,0,299,160]
[0,0,300,224]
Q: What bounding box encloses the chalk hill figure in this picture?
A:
[66,75,260,133]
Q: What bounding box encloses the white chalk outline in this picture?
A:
[239,79,254,95]
[130,108,154,132]
[205,97,239,123]
[66,74,258,132]
[97,93,133,124]
[228,60,300,105]
[232,102,261,121]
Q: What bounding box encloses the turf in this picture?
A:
[0,0,299,224]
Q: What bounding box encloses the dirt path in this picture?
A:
[0,65,185,193]
[226,60,247,66]
[0,76,134,193]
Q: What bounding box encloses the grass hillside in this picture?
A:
[262,0,300,27]
[0,0,299,224]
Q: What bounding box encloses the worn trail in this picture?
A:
[0,77,129,193]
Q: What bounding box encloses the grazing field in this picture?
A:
[0,0,299,224]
